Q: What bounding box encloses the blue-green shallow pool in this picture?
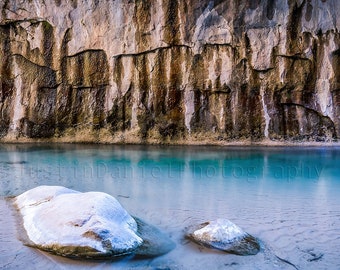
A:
[0,144,339,269]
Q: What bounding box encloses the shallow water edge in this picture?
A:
[1,136,340,147]
[1,144,339,269]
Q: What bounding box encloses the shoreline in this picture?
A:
[0,137,339,147]
[1,127,339,147]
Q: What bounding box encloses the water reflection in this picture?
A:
[0,145,339,196]
[0,144,340,269]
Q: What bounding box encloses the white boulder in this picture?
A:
[186,218,260,255]
[14,186,143,258]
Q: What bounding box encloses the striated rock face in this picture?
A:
[0,0,339,144]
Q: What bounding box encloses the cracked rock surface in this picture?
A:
[0,0,339,144]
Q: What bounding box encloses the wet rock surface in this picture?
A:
[185,218,260,256]
[0,0,339,144]
[14,185,174,259]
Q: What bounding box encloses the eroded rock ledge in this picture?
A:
[0,0,339,144]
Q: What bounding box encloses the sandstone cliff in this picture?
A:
[0,0,339,144]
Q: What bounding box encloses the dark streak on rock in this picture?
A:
[266,0,276,20]
[112,45,192,59]
[0,1,339,143]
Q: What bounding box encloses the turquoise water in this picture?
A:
[0,144,340,269]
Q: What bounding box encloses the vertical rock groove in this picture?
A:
[0,0,338,144]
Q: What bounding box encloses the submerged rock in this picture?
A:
[14,186,173,259]
[134,217,176,258]
[186,219,260,256]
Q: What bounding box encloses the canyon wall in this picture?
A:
[0,0,339,144]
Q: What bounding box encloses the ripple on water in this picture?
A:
[1,146,340,269]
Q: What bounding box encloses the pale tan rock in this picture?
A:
[0,0,339,144]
